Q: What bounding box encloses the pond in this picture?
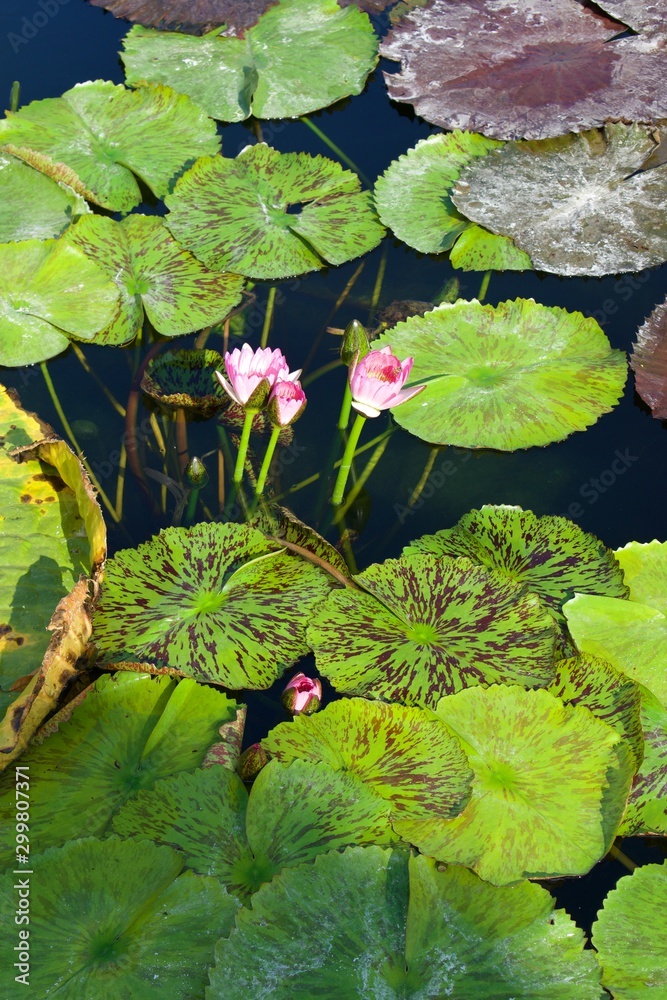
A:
[0,1,666,996]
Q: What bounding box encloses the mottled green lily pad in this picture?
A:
[0,836,239,1000]
[123,0,377,122]
[92,522,333,688]
[165,143,385,279]
[619,685,667,836]
[406,685,632,885]
[373,299,627,449]
[592,862,667,998]
[142,348,227,416]
[308,553,556,709]
[616,539,667,616]
[0,152,89,243]
[0,80,220,213]
[209,847,604,998]
[65,215,244,346]
[0,671,238,866]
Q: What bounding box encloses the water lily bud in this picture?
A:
[267,380,307,427]
[185,456,209,489]
[349,346,426,418]
[281,673,322,715]
[340,319,371,367]
[237,742,270,781]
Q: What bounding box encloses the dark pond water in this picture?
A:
[1,0,665,933]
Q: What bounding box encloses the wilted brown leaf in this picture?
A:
[630,298,667,418]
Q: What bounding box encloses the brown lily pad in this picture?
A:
[630,297,667,418]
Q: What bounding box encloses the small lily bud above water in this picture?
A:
[184,455,209,489]
[267,379,307,427]
[215,344,301,410]
[281,673,322,715]
[349,345,426,418]
[340,319,371,367]
[237,742,270,782]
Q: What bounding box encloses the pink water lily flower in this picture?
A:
[215,344,301,410]
[281,673,322,715]
[267,379,307,427]
[349,346,426,418]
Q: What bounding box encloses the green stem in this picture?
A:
[337,381,353,431]
[331,412,366,506]
[184,488,200,526]
[255,424,282,496]
[477,270,492,302]
[260,286,277,349]
[233,409,258,485]
[10,81,20,112]
[299,117,373,189]
[335,432,391,521]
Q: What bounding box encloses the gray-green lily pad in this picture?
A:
[616,539,667,616]
[308,553,556,709]
[209,846,604,998]
[0,152,89,243]
[373,298,627,449]
[122,0,377,123]
[0,836,239,1000]
[0,238,120,367]
[619,685,667,836]
[64,215,244,346]
[165,143,385,279]
[113,758,395,900]
[0,670,238,866]
[0,80,220,212]
[142,348,227,416]
[407,684,632,885]
[92,522,334,688]
[404,505,628,635]
[592,862,667,998]
[453,124,667,276]
[374,132,532,270]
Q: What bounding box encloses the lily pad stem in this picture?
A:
[332,412,366,506]
[255,424,282,495]
[477,270,491,302]
[234,408,259,484]
[260,287,277,349]
[337,381,353,431]
[184,488,200,526]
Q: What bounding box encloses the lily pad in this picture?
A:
[453,124,667,276]
[265,698,473,839]
[630,298,667,418]
[0,836,239,1000]
[0,238,120,367]
[308,553,556,709]
[380,0,667,140]
[113,758,395,900]
[122,0,378,122]
[92,522,333,688]
[165,143,385,280]
[619,685,667,836]
[0,671,238,865]
[251,505,350,582]
[89,0,278,33]
[0,80,220,212]
[404,506,628,635]
[64,215,244,346]
[209,846,604,998]
[142,348,227,416]
[407,685,632,885]
[0,152,89,243]
[374,132,532,270]
[372,298,627,449]
[616,539,667,616]
[592,862,667,998]
[595,0,667,34]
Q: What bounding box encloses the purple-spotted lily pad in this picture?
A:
[406,685,633,885]
[0,152,89,243]
[141,348,227,416]
[92,522,334,688]
[165,143,385,280]
[209,847,604,998]
[630,298,667,418]
[372,299,627,450]
[0,80,220,213]
[619,685,667,836]
[616,538,667,616]
[308,553,556,709]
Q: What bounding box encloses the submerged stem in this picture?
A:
[477,270,492,303]
[299,117,372,189]
[260,286,277,349]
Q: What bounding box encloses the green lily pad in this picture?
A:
[0,238,120,367]
[592,862,667,998]
[122,0,378,123]
[616,539,667,616]
[0,151,90,243]
[142,348,227,416]
[374,132,532,270]
[113,758,395,900]
[308,553,556,709]
[406,684,632,885]
[0,80,220,213]
[64,215,244,346]
[209,846,604,998]
[165,143,385,279]
[619,685,667,836]
[564,593,667,709]
[373,298,627,449]
[404,506,628,635]
[92,522,333,688]
[265,698,473,839]
[0,671,238,865]
[453,124,667,276]
[0,836,239,1000]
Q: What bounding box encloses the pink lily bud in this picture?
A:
[267,380,307,427]
[281,673,322,715]
[215,344,301,410]
[349,345,426,418]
